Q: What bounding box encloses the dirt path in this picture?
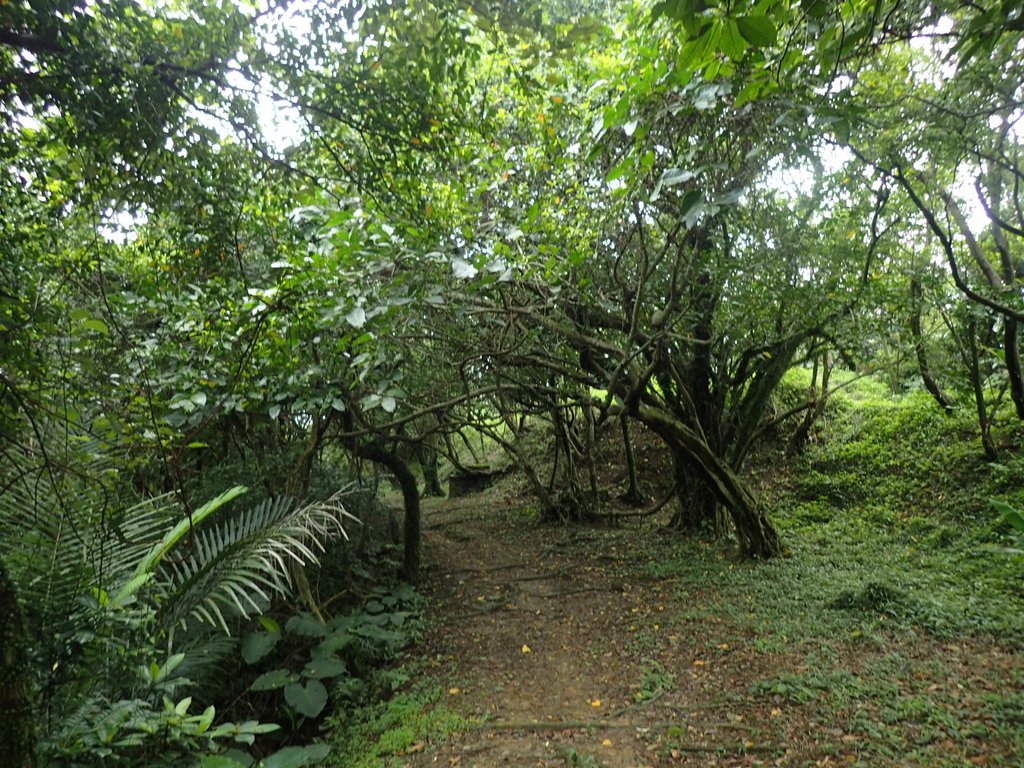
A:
[403,495,779,768]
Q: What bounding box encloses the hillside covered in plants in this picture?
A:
[2,1,1023,766]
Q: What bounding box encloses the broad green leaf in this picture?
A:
[81,318,110,335]
[720,19,749,60]
[736,15,777,48]
[302,656,348,679]
[345,307,366,328]
[660,168,697,187]
[242,631,281,664]
[284,680,328,718]
[261,744,331,768]
[992,499,1024,533]
[679,189,704,226]
[801,0,828,19]
[605,157,633,184]
[259,616,281,634]
[286,613,330,637]
[251,668,298,691]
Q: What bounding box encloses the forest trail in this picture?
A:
[403,493,783,768]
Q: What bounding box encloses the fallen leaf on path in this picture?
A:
[521,644,531,654]
[591,699,602,707]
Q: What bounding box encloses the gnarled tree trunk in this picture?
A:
[637,405,782,558]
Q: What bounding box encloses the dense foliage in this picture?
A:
[2,0,1023,765]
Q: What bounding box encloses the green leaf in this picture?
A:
[81,318,110,335]
[302,656,348,680]
[131,486,247,580]
[261,744,331,768]
[200,755,251,768]
[284,680,328,717]
[251,668,298,691]
[801,0,829,19]
[679,189,704,226]
[736,15,777,48]
[286,613,330,637]
[660,168,697,188]
[720,19,749,60]
[242,631,281,664]
[605,156,633,184]
[992,499,1024,534]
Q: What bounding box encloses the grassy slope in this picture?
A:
[647,374,1024,764]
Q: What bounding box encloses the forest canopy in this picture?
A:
[2,0,1024,765]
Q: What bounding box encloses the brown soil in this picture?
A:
[403,492,780,768]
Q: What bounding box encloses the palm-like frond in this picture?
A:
[154,492,354,632]
[0,449,178,623]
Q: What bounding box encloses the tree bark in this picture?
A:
[637,404,782,558]
[965,317,998,460]
[1003,317,1024,420]
[0,556,36,768]
[416,437,445,497]
[350,442,421,583]
[667,450,717,531]
[909,276,956,413]
[618,414,646,507]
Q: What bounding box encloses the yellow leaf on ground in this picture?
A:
[590,699,602,707]
[521,644,531,654]
[693,660,706,666]
[601,739,613,747]
[448,687,460,695]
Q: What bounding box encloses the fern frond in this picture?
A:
[154,492,353,632]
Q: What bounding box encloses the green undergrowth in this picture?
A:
[648,379,1024,764]
[671,383,1024,647]
[323,676,466,768]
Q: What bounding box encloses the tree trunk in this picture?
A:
[352,442,421,583]
[909,276,956,413]
[788,353,835,455]
[638,404,782,558]
[667,450,716,531]
[1003,318,1024,420]
[416,437,444,497]
[0,556,36,768]
[582,403,600,504]
[985,154,1024,421]
[965,317,998,460]
[618,414,646,507]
